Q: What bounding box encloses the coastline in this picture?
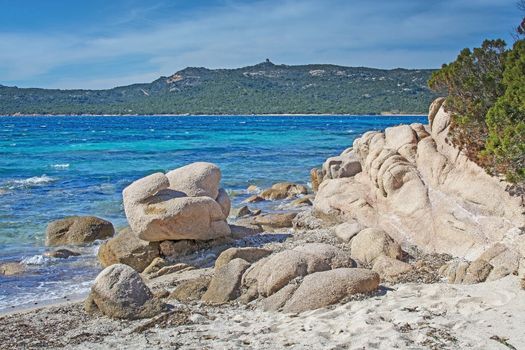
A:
[0,113,427,117]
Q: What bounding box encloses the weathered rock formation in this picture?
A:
[45,216,114,246]
[313,98,525,270]
[85,264,165,319]
[122,162,231,242]
[97,228,160,273]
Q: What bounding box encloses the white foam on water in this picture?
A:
[51,163,70,169]
[6,175,56,189]
[21,255,49,266]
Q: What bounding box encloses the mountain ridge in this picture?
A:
[0,61,439,115]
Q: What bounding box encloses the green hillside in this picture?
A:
[0,61,438,115]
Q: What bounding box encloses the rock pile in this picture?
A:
[313,98,524,270]
[123,162,231,242]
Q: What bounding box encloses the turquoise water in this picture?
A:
[0,115,426,311]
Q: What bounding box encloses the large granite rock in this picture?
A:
[85,264,164,319]
[260,182,308,200]
[322,151,362,180]
[314,98,525,264]
[45,216,114,246]
[215,247,272,269]
[350,228,403,265]
[122,163,231,242]
[202,258,251,304]
[0,262,25,276]
[97,228,159,272]
[282,268,380,313]
[254,250,331,297]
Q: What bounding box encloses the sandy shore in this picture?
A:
[1,275,523,349]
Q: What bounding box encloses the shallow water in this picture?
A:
[0,114,426,311]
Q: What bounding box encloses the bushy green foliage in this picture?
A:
[0,62,438,115]
[485,40,525,182]
[428,40,507,162]
[429,38,525,183]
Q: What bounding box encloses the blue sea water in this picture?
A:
[0,114,426,312]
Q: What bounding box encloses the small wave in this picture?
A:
[21,255,49,266]
[5,175,57,190]
[51,163,70,169]
[347,129,355,133]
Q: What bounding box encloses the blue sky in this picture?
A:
[0,0,521,89]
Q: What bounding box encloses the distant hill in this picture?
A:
[0,61,438,115]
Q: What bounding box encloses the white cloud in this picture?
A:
[0,0,519,89]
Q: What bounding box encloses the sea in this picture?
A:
[0,114,426,312]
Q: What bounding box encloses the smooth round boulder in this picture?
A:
[372,255,413,281]
[165,162,221,199]
[0,262,25,276]
[86,264,164,319]
[255,250,331,297]
[97,228,160,272]
[292,243,355,269]
[215,247,272,269]
[45,216,114,246]
[350,228,403,265]
[202,258,252,305]
[282,268,380,313]
[260,182,308,200]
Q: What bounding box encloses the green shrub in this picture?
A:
[428,40,507,163]
[485,40,525,182]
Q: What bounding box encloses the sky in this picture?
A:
[0,0,521,89]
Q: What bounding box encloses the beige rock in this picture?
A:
[169,276,211,302]
[148,263,193,279]
[252,212,298,229]
[202,258,251,304]
[123,166,231,242]
[310,168,323,192]
[215,247,272,269]
[292,243,355,269]
[260,284,298,312]
[255,250,330,297]
[244,195,264,203]
[216,188,231,217]
[291,196,314,207]
[384,125,417,151]
[86,264,164,319]
[462,259,493,284]
[322,152,362,180]
[282,268,380,313]
[142,257,167,276]
[97,228,159,273]
[0,262,25,276]
[350,228,403,265]
[165,162,221,198]
[260,182,308,200]
[45,216,114,246]
[372,255,413,281]
[241,256,270,288]
[229,223,264,239]
[334,221,363,242]
[231,206,253,218]
[313,97,525,260]
[410,123,430,141]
